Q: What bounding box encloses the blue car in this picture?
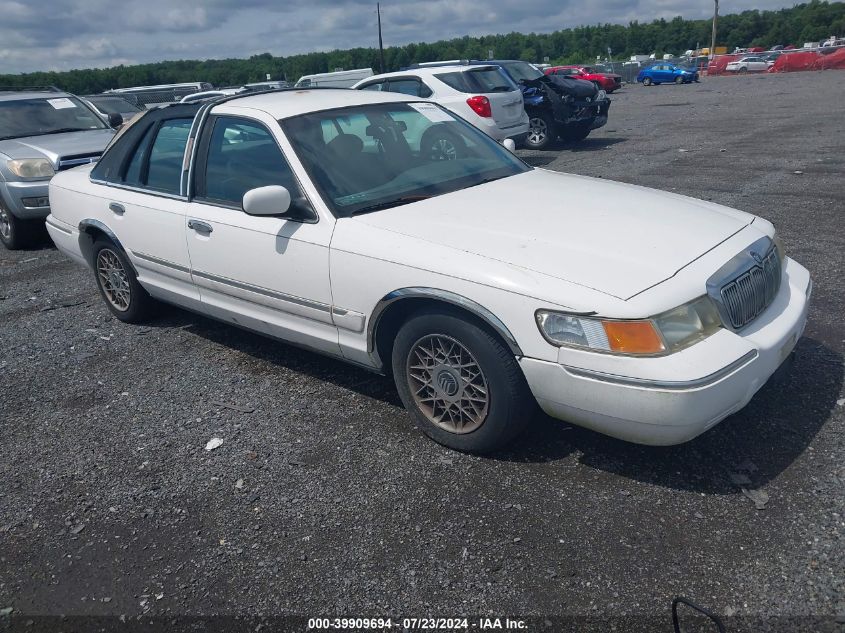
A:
[637,63,699,86]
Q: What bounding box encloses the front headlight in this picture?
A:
[536,296,723,356]
[6,158,55,179]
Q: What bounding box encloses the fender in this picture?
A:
[77,218,137,274]
[367,287,524,361]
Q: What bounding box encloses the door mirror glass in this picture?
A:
[243,185,291,216]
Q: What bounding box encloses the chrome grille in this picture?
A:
[720,248,781,329]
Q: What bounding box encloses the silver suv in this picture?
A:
[0,87,115,249]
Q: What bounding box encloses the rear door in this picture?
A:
[89,115,197,303]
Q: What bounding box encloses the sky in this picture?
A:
[0,0,799,74]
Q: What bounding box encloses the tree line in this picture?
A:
[2,0,843,94]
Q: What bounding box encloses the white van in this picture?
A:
[294,68,374,89]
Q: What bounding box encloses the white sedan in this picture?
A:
[46,89,811,453]
[353,65,529,146]
[725,56,770,73]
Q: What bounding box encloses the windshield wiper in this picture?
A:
[349,195,431,216]
[41,127,96,135]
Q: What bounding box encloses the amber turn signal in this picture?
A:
[601,320,665,354]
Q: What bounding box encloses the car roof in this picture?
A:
[211,87,416,119]
[361,65,497,82]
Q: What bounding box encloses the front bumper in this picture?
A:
[519,257,811,445]
[0,179,51,220]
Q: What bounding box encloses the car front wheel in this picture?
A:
[392,309,534,453]
[92,238,158,322]
[675,75,685,84]
[0,203,37,250]
[524,112,557,150]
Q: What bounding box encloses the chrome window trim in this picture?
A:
[563,350,758,390]
[88,178,188,202]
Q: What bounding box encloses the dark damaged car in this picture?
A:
[482,60,610,150]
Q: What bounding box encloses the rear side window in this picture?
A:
[435,69,516,93]
[434,72,470,92]
[465,68,517,92]
[146,119,193,193]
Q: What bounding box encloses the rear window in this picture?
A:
[434,68,516,94]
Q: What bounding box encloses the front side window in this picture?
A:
[282,102,529,218]
[198,116,302,207]
[358,82,385,92]
[0,96,109,141]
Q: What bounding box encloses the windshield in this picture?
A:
[282,102,529,218]
[499,61,544,82]
[0,96,108,140]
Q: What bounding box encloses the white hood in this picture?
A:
[351,169,754,300]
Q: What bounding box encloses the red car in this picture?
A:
[544,65,623,92]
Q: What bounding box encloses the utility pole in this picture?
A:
[710,0,719,59]
[377,3,385,73]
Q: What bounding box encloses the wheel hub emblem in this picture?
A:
[437,370,459,397]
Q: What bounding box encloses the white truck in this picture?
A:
[294,69,374,88]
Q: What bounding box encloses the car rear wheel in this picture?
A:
[420,125,465,161]
[643,77,653,86]
[0,204,37,250]
[92,238,158,322]
[524,112,556,150]
[392,309,534,453]
[675,75,685,84]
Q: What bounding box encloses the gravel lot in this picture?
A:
[1,71,843,632]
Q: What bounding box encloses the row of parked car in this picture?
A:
[1,60,616,249]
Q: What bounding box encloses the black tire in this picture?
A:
[524,111,557,150]
[739,66,748,74]
[420,125,465,161]
[675,75,685,84]
[91,237,158,323]
[642,77,653,86]
[392,308,535,453]
[560,121,592,142]
[0,203,38,250]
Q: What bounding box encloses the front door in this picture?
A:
[185,113,339,355]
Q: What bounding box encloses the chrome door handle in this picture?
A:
[188,219,213,234]
[109,202,125,215]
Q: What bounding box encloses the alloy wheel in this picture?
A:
[96,249,131,311]
[430,137,458,161]
[0,206,11,241]
[527,117,548,146]
[406,334,489,434]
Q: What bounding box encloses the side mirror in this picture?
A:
[502,138,516,152]
[107,112,123,129]
[242,185,291,216]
